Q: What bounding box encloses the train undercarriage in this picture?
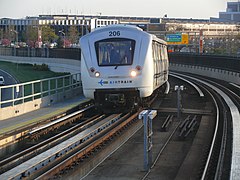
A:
[94,83,167,113]
[94,88,140,113]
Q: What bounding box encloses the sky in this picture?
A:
[0,0,230,19]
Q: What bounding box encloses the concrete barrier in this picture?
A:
[0,86,82,120]
[0,56,81,74]
[170,63,240,85]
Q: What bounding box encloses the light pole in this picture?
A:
[33,26,42,48]
[199,29,203,54]
[10,29,18,45]
[59,30,65,48]
[198,24,207,54]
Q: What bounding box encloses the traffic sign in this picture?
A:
[166,34,181,42]
[181,34,189,44]
[166,33,189,45]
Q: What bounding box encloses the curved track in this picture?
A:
[1,72,239,179]
[172,72,240,179]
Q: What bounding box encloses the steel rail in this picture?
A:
[0,113,104,173]
[28,104,94,135]
[141,74,217,180]
[141,117,181,180]
[0,114,123,179]
[174,72,240,180]
[38,112,139,179]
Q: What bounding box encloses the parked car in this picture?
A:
[0,76,5,86]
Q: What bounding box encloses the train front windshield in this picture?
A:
[95,38,135,66]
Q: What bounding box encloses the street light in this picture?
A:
[10,29,18,45]
[59,30,65,48]
[32,26,43,48]
[198,24,207,54]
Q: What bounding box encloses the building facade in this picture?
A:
[0,11,240,54]
[219,1,240,22]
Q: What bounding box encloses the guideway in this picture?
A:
[0,95,89,142]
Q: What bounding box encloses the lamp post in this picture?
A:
[10,29,18,45]
[198,24,207,54]
[32,26,42,48]
[59,30,65,48]
[199,29,203,54]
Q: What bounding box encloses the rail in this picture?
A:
[176,73,240,179]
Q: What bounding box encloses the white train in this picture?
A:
[80,24,169,112]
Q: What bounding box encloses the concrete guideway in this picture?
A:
[0,96,90,145]
[175,73,240,179]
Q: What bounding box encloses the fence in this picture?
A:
[0,46,81,60]
[0,73,81,108]
[169,52,240,73]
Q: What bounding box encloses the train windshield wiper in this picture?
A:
[114,65,119,69]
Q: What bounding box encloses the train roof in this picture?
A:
[92,24,144,32]
[81,24,167,45]
[152,35,167,45]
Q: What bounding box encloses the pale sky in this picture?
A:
[0,0,230,19]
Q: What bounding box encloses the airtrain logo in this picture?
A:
[98,79,108,86]
[98,79,133,86]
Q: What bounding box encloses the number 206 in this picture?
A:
[109,31,120,36]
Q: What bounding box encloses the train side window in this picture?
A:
[158,43,162,61]
[152,43,155,61]
[153,42,158,61]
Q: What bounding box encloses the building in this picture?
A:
[219,1,240,22]
[0,15,119,42]
[0,12,240,53]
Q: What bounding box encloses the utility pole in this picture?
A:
[59,30,66,48]
[10,29,18,44]
[175,85,184,120]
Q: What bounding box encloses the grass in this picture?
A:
[0,61,72,104]
[0,61,69,83]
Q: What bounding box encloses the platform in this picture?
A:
[0,95,89,136]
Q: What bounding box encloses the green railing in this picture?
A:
[0,73,81,108]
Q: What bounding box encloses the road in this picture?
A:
[0,69,18,108]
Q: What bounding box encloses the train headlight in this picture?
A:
[95,71,100,77]
[130,70,137,77]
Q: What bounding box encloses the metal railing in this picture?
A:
[0,73,81,108]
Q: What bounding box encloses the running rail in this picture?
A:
[170,73,204,97]
[175,73,240,180]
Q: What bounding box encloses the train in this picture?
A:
[80,24,169,112]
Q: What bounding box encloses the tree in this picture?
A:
[56,37,64,48]
[5,25,16,42]
[24,26,38,47]
[1,39,10,46]
[0,28,3,40]
[41,26,58,46]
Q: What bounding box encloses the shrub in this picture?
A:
[33,63,49,71]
